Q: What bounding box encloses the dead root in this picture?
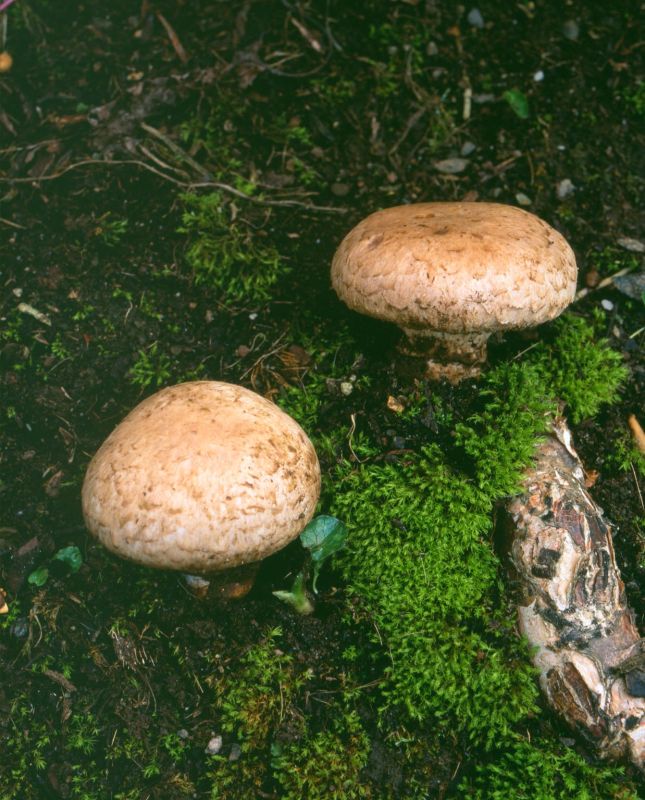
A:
[506,418,644,771]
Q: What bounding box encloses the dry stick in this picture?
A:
[506,418,645,770]
[155,11,189,64]
[575,267,634,301]
[140,121,210,178]
[0,159,347,213]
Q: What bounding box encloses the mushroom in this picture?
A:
[331,202,577,381]
[82,381,321,599]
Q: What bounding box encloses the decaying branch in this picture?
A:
[506,419,645,770]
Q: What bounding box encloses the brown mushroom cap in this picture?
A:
[331,202,577,334]
[82,381,321,574]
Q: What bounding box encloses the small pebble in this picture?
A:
[10,618,29,639]
[331,182,350,197]
[426,41,438,56]
[340,381,354,397]
[460,141,476,156]
[12,287,22,298]
[533,70,545,82]
[515,192,532,206]
[205,735,222,755]
[248,312,258,321]
[434,158,469,174]
[562,20,579,41]
[556,178,575,199]
[467,8,484,28]
[585,268,600,288]
[600,299,614,311]
[178,729,189,740]
[617,236,645,253]
[229,743,242,762]
[614,272,645,300]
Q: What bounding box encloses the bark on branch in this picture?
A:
[506,419,645,770]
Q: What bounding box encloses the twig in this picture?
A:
[575,266,634,301]
[137,143,190,178]
[240,332,289,381]
[0,216,25,229]
[0,158,347,213]
[140,121,210,178]
[155,11,188,64]
[631,462,645,513]
[188,179,346,212]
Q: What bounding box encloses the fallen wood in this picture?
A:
[506,419,645,770]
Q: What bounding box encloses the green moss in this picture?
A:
[178,192,287,304]
[458,735,638,799]
[272,710,372,800]
[275,332,370,463]
[1,693,52,798]
[211,627,309,750]
[530,314,628,423]
[205,628,308,797]
[331,363,551,747]
[204,628,376,799]
[322,315,632,792]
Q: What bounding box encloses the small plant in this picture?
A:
[589,245,640,279]
[67,713,100,755]
[128,342,172,389]
[622,79,645,117]
[93,213,129,247]
[50,333,70,360]
[206,628,312,797]
[28,545,83,587]
[273,515,348,613]
[178,192,287,304]
[1,693,52,797]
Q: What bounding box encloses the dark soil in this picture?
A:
[1,1,643,798]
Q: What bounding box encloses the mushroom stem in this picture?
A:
[399,328,490,382]
[183,562,261,600]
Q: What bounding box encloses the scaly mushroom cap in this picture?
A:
[82,382,321,574]
[331,202,577,334]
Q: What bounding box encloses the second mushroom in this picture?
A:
[332,202,577,382]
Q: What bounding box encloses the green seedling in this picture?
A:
[28,545,83,587]
[273,515,347,614]
[301,515,348,593]
[273,570,314,615]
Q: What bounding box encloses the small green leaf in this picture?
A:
[300,515,347,592]
[53,545,83,573]
[28,567,49,587]
[503,89,530,119]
